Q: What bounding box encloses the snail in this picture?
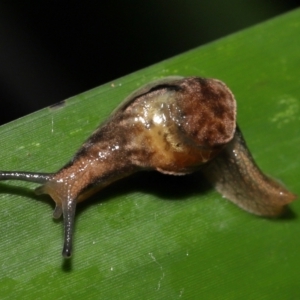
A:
[0,76,296,258]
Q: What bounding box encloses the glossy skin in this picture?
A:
[0,77,296,258]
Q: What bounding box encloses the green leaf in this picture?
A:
[0,9,299,299]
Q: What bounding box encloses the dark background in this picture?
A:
[0,1,298,125]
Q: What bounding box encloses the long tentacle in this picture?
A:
[0,171,53,184]
[62,197,77,258]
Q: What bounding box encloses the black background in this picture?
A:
[0,1,298,125]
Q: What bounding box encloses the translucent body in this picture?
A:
[0,77,296,258]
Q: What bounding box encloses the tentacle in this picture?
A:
[0,171,53,184]
[52,204,63,219]
[62,197,77,258]
[34,180,77,257]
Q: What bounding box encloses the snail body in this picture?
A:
[0,77,296,258]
